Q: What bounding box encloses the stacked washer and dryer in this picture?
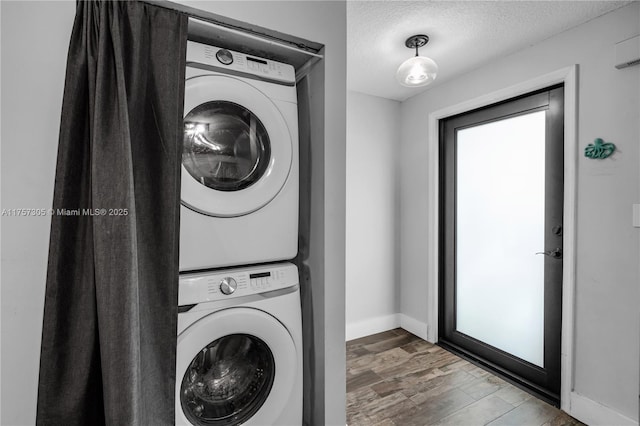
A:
[176,41,302,426]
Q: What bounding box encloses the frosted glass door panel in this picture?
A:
[456,111,545,367]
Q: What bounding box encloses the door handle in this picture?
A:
[536,248,562,259]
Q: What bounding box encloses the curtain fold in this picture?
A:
[37,2,187,424]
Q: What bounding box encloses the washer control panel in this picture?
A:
[179,262,299,305]
[187,41,295,85]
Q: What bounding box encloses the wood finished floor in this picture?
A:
[346,329,586,426]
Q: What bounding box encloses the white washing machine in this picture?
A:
[176,262,302,426]
[180,41,299,271]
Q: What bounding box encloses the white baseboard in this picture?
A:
[569,392,638,426]
[345,314,400,341]
[345,313,431,343]
[399,314,429,341]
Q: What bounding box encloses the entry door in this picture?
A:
[439,86,564,403]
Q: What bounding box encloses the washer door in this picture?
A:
[182,74,293,217]
[176,308,297,426]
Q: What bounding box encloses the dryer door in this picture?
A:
[182,74,293,217]
[176,307,297,426]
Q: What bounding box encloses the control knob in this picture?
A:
[219,277,237,295]
[216,49,233,65]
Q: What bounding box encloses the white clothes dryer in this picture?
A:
[176,262,302,426]
[180,41,299,271]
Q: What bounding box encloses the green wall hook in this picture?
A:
[585,138,616,159]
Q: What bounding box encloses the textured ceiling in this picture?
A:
[348,1,633,101]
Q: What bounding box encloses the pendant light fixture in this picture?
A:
[396,34,438,87]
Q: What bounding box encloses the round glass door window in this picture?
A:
[180,334,275,425]
[183,101,271,192]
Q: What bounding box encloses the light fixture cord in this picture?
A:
[415,44,419,57]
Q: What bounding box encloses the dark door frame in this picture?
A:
[423,66,578,412]
[438,85,564,405]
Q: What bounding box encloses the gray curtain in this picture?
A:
[36,2,186,424]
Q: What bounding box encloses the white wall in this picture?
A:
[1,2,76,425]
[399,2,639,424]
[346,91,400,340]
[1,1,347,425]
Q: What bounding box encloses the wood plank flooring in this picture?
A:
[346,329,585,426]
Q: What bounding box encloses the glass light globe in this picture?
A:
[396,56,438,87]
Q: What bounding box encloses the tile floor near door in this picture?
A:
[346,329,585,426]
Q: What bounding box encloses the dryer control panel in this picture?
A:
[179,262,299,305]
[186,41,296,85]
